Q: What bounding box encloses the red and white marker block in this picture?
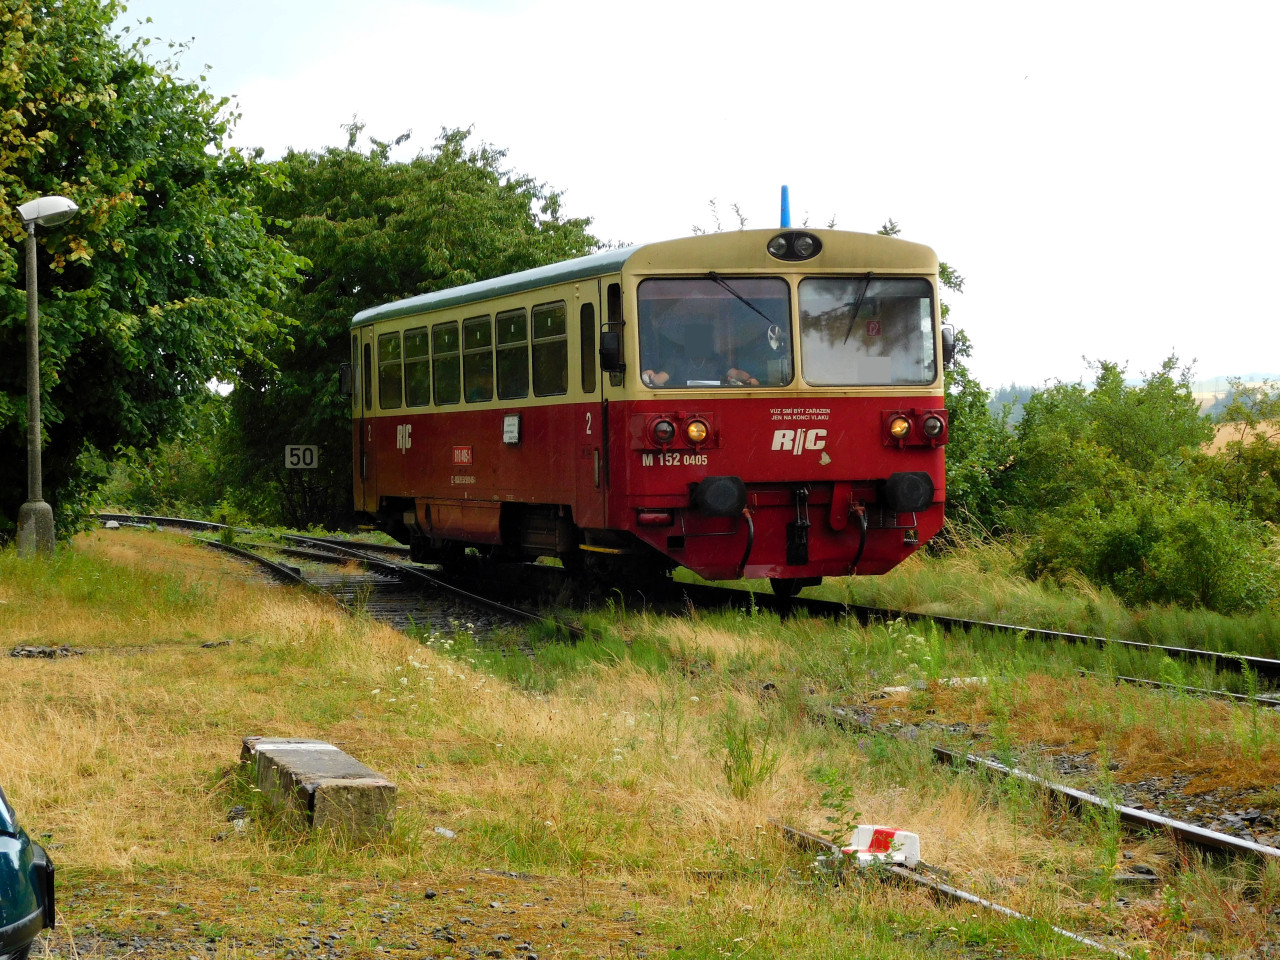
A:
[841,825,921,867]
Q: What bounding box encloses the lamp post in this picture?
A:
[15,195,78,557]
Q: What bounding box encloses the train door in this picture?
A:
[573,284,607,528]
[355,325,378,513]
[596,280,628,524]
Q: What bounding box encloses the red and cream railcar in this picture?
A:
[349,229,950,595]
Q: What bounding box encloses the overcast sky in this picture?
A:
[116,0,1279,389]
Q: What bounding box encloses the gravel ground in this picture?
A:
[33,870,656,960]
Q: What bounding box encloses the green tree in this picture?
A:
[1199,377,1280,524]
[1006,358,1279,612]
[224,125,598,527]
[99,388,236,517]
[1004,357,1212,529]
[941,329,1014,533]
[0,0,303,536]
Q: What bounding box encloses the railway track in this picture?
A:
[930,746,1280,861]
[97,513,1277,697]
[97,514,572,639]
[276,531,580,638]
[771,820,1127,957]
[681,580,1280,683]
[822,699,1280,861]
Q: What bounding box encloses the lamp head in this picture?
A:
[17,195,78,228]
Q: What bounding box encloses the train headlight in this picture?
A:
[889,416,912,440]
[766,231,822,261]
[922,414,944,439]
[686,419,709,444]
[652,419,676,444]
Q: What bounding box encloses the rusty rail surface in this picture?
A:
[932,746,1280,860]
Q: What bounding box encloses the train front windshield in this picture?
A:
[637,277,793,387]
[798,277,937,386]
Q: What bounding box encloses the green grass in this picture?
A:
[826,536,1280,660]
[7,531,1280,958]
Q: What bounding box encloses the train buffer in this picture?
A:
[240,736,395,841]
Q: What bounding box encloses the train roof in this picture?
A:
[351,245,640,329]
[350,230,938,329]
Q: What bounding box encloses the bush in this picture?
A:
[1024,493,1279,614]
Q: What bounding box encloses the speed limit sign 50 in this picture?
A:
[284,445,318,469]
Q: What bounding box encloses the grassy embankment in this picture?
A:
[3,528,1280,958]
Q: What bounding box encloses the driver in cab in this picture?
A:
[642,322,757,388]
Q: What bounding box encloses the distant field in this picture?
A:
[1207,419,1280,453]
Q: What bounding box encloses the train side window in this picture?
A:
[579,303,597,394]
[463,315,494,403]
[377,331,403,409]
[532,300,568,397]
[605,282,624,386]
[496,307,529,400]
[431,321,461,405]
[404,325,431,406]
[362,341,373,411]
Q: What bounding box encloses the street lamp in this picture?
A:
[15,195,77,557]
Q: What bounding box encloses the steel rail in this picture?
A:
[278,533,584,641]
[918,612,1280,681]
[1077,668,1280,709]
[194,537,350,609]
[266,543,385,566]
[931,746,1280,860]
[676,580,1280,680]
[96,514,581,641]
[771,820,1126,957]
[96,512,234,534]
[290,534,411,558]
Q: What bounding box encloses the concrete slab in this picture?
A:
[241,737,395,840]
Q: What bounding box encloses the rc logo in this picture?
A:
[771,428,827,454]
[396,424,412,452]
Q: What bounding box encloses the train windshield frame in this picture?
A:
[637,276,793,388]
[798,276,937,386]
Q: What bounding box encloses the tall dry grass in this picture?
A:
[3,529,1270,956]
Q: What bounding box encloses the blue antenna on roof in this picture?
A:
[780,185,791,228]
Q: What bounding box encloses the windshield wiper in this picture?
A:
[707,272,778,329]
[841,274,874,344]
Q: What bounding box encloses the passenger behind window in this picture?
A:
[466,368,493,402]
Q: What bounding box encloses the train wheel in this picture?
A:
[770,576,821,598]
[409,533,465,571]
[581,551,672,599]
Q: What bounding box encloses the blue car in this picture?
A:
[0,786,54,960]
